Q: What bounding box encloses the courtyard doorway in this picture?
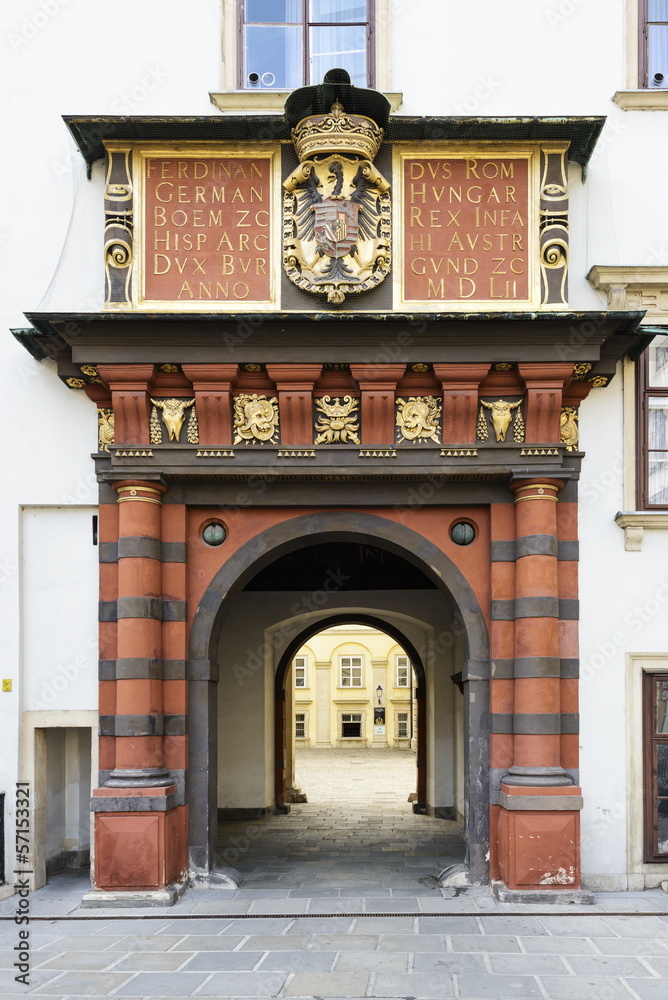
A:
[188,511,490,884]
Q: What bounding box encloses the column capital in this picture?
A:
[511,479,563,503]
[114,481,167,505]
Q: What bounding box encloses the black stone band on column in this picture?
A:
[558,540,579,561]
[99,715,164,736]
[491,713,579,734]
[515,534,558,559]
[100,599,188,622]
[98,659,187,680]
[513,713,561,735]
[164,715,188,735]
[91,793,178,812]
[491,597,563,619]
[491,538,578,562]
[515,596,560,618]
[490,600,515,621]
[118,536,162,560]
[115,658,163,679]
[559,599,579,620]
[162,542,187,563]
[514,656,561,678]
[560,658,579,678]
[490,540,515,562]
[97,539,187,564]
[491,659,514,679]
[98,543,118,563]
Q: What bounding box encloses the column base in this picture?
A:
[503,766,575,787]
[91,789,187,891]
[497,784,584,892]
[189,865,243,889]
[105,768,174,788]
[491,880,595,905]
[81,882,186,908]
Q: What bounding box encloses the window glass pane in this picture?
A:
[648,455,668,505]
[657,679,668,733]
[309,25,367,85]
[244,25,302,88]
[310,0,368,22]
[246,0,302,22]
[649,336,668,386]
[658,797,668,854]
[649,1,668,20]
[649,25,668,85]
[657,745,668,794]
[648,398,668,449]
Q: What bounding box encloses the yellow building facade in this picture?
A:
[290,626,416,749]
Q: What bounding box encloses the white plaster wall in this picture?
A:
[579,367,668,886]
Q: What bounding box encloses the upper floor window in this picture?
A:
[638,334,668,508]
[239,0,373,90]
[340,655,363,687]
[641,1,668,87]
[294,655,307,687]
[396,655,410,687]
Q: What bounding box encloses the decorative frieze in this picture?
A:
[395,396,441,444]
[233,394,279,445]
[149,398,195,444]
[314,396,360,444]
[477,399,525,443]
[98,409,115,452]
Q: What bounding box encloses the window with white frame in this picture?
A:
[396,711,409,739]
[638,333,668,508]
[396,654,410,687]
[239,1,374,90]
[641,1,668,87]
[339,655,363,687]
[294,655,307,687]
[295,712,307,739]
[341,712,362,737]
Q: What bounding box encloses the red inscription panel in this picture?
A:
[403,157,530,303]
[143,156,272,303]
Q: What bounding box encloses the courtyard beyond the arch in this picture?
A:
[218,748,466,893]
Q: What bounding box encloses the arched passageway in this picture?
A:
[187,512,490,883]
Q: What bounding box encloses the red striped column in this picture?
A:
[496,477,585,896]
[105,481,171,786]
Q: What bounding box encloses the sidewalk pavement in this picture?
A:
[1,870,667,999]
[1,750,666,997]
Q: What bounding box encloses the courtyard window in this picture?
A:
[643,672,668,860]
[294,656,307,687]
[641,1,668,87]
[295,712,306,739]
[396,655,409,687]
[239,0,373,89]
[341,712,362,737]
[638,333,668,508]
[396,711,409,739]
[340,655,363,686]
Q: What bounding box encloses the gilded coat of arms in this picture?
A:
[283,100,391,304]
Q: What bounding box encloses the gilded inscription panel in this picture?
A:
[133,147,279,310]
[397,147,542,310]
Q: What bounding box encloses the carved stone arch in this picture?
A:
[187,511,490,882]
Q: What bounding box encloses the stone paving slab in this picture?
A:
[538,976,634,999]
[282,972,369,997]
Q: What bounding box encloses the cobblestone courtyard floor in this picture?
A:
[218,748,465,894]
[1,748,667,998]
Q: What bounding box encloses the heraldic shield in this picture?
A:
[283,100,392,304]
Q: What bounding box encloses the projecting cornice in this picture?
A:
[588,266,668,323]
[62,115,606,172]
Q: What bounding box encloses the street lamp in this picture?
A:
[376,684,383,705]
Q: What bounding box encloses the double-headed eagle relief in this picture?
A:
[283,96,391,305]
